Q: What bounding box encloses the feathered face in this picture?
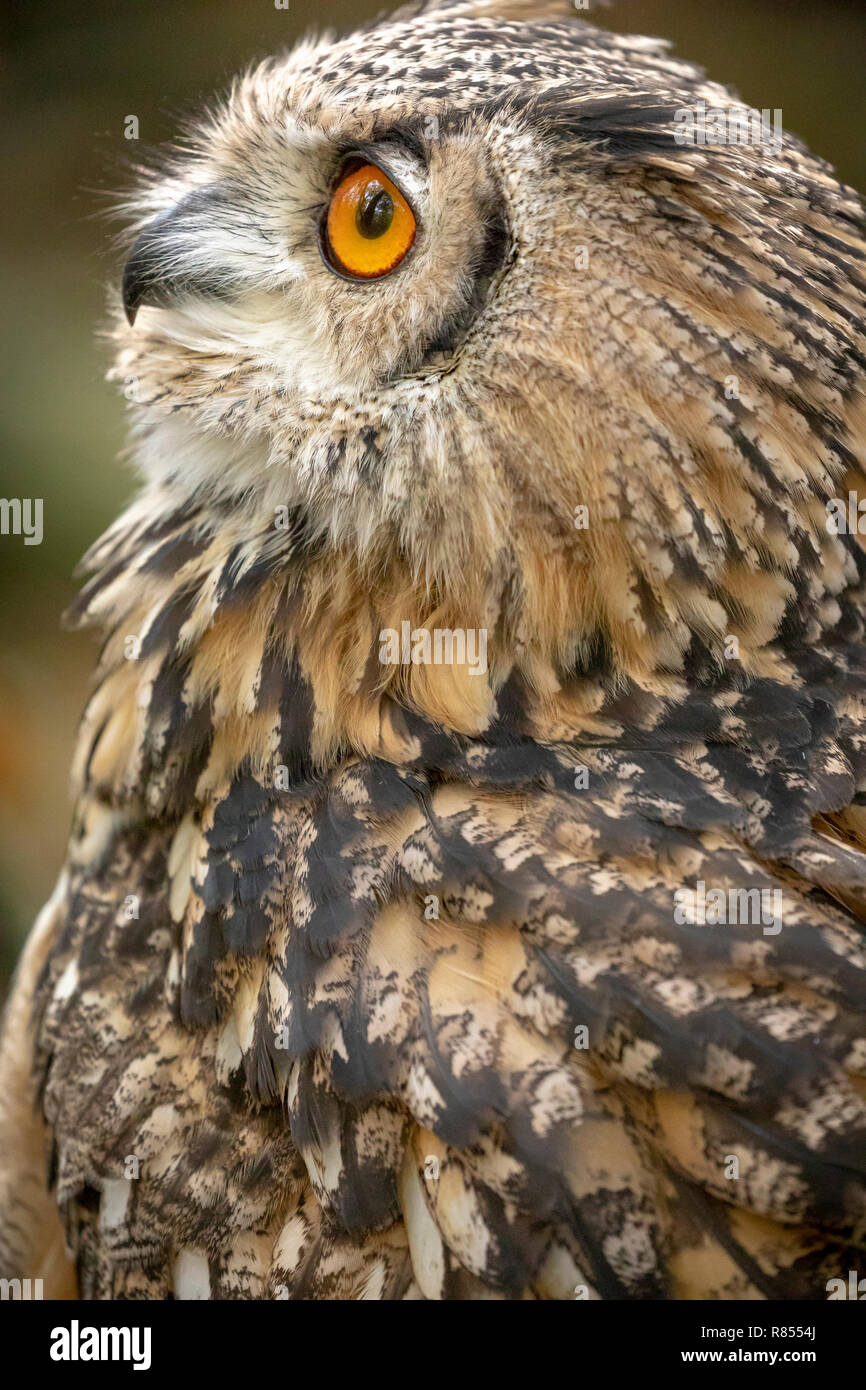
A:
[112,0,866,698]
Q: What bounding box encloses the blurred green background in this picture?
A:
[1,0,865,992]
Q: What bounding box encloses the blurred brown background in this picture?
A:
[1,0,865,991]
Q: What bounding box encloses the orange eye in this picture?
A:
[324,162,416,280]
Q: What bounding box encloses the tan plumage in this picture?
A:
[2,0,866,1298]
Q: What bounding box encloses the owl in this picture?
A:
[2,0,866,1302]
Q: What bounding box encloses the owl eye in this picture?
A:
[323,161,416,280]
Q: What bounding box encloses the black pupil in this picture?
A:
[356,184,394,239]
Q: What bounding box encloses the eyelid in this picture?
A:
[337,143,427,220]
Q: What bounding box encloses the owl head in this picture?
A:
[97,0,866,759]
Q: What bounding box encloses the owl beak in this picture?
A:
[122,184,231,325]
[122,226,164,325]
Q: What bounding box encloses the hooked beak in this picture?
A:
[122,184,235,325]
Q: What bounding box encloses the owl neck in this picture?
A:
[66,467,866,817]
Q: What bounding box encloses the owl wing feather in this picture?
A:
[19,659,866,1299]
